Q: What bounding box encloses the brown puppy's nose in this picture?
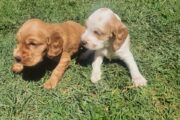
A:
[81,41,87,46]
[15,56,22,62]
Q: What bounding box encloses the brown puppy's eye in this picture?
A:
[29,42,37,46]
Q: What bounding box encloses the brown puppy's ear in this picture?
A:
[111,18,128,51]
[47,32,63,58]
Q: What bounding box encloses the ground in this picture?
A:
[0,0,179,120]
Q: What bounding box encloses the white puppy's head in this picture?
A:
[81,8,128,51]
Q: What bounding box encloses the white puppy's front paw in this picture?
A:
[132,75,147,87]
[91,71,101,83]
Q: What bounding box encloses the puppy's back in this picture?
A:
[60,21,85,54]
[61,21,85,39]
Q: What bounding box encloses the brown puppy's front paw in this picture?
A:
[43,80,57,89]
[11,63,24,73]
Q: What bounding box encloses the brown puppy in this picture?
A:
[12,19,85,89]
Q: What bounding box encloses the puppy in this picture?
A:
[12,19,85,89]
[81,8,147,87]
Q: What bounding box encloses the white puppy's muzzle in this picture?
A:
[81,31,105,50]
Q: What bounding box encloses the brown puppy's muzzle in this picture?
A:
[14,48,27,63]
[14,55,22,63]
[14,50,35,67]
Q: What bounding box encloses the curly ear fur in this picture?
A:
[47,32,63,58]
[112,18,128,51]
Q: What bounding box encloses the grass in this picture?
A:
[0,0,179,119]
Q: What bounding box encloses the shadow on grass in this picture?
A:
[21,47,92,82]
[76,47,95,66]
[22,58,57,82]
[77,47,129,75]
[22,47,130,82]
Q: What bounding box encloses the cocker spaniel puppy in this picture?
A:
[12,19,85,89]
[81,8,147,87]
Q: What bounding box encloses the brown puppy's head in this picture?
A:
[13,19,51,67]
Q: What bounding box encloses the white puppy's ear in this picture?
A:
[111,17,128,51]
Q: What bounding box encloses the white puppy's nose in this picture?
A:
[81,33,88,46]
[81,40,87,46]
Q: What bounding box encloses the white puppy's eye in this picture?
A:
[94,30,101,35]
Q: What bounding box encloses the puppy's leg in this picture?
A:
[43,52,70,89]
[116,46,147,87]
[11,63,24,73]
[91,51,104,83]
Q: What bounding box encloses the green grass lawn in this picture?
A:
[0,0,179,119]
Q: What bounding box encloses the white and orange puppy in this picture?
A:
[81,8,147,87]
